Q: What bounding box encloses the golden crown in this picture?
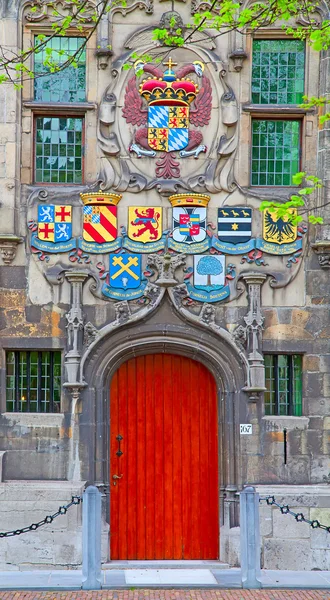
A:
[80,191,122,206]
[169,193,211,208]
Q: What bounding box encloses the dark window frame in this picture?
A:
[33,113,85,185]
[6,350,62,413]
[264,353,303,416]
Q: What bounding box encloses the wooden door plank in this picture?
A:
[145,354,156,559]
[190,361,201,559]
[127,357,137,559]
[199,361,210,559]
[154,353,165,558]
[136,356,146,559]
[208,371,219,558]
[163,354,173,558]
[110,370,119,559]
[172,355,183,559]
[117,361,128,560]
[181,356,192,559]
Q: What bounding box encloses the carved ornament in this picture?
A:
[0,235,23,265]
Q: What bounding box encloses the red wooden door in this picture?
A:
[110,354,219,560]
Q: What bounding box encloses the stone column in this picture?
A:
[63,270,89,389]
[242,273,267,399]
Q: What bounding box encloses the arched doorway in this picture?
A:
[109,353,219,560]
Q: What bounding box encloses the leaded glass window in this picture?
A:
[264,355,302,416]
[34,36,86,102]
[251,120,300,186]
[35,117,83,184]
[6,351,61,413]
[252,39,305,104]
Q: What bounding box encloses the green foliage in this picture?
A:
[259,173,323,224]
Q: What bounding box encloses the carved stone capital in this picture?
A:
[0,234,23,265]
[63,381,87,402]
[311,241,330,267]
[241,273,267,287]
[229,49,248,72]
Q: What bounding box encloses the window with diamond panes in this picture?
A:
[34,36,86,103]
[35,116,83,184]
[251,120,300,186]
[252,39,305,105]
[264,354,302,416]
[6,351,61,413]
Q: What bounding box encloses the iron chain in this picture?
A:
[0,495,82,538]
[259,495,330,533]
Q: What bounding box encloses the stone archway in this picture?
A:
[79,300,248,559]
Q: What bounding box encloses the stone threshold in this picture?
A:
[103,561,230,570]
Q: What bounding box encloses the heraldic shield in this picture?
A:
[148,106,189,152]
[128,207,162,243]
[80,192,121,245]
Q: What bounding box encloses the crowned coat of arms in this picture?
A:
[122,57,212,179]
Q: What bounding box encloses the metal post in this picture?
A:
[82,486,102,590]
[240,485,262,589]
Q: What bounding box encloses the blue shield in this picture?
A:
[109,254,141,289]
[147,105,189,152]
[218,207,252,244]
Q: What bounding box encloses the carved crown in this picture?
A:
[139,58,198,106]
[169,193,211,207]
[80,191,122,206]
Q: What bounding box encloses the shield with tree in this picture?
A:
[194,255,224,290]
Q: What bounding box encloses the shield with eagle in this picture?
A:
[263,208,297,245]
[147,105,189,152]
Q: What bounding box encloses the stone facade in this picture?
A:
[0,0,329,570]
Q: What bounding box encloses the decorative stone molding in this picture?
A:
[241,273,267,401]
[311,241,330,267]
[83,322,100,348]
[229,48,248,72]
[0,235,23,265]
[147,252,186,287]
[95,48,113,70]
[64,270,89,389]
[23,0,96,24]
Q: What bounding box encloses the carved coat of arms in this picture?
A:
[122,58,212,175]
[128,207,162,243]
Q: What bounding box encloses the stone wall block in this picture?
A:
[263,538,312,570]
[323,374,330,397]
[304,397,330,417]
[306,372,323,398]
[5,531,56,565]
[306,429,324,456]
[311,457,330,483]
[304,355,320,371]
[262,431,285,456]
[259,505,273,537]
[272,506,310,539]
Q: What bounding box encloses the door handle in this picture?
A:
[112,474,123,486]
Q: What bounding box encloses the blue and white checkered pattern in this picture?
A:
[148,106,169,128]
[168,129,189,151]
[92,213,100,224]
[84,206,92,215]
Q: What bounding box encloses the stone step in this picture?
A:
[102,560,230,570]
